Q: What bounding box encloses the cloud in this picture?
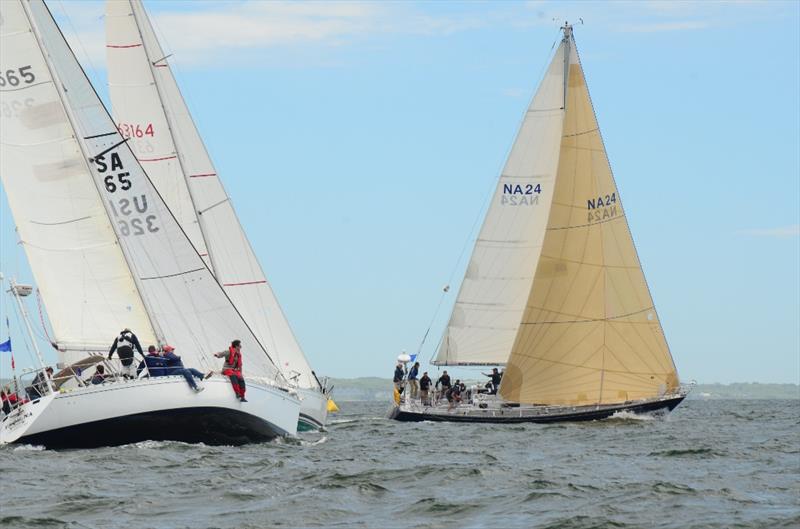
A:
[740,225,800,238]
[51,0,796,70]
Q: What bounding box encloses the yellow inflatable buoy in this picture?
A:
[392,387,401,405]
[327,398,340,413]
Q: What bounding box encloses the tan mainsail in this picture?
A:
[500,29,679,405]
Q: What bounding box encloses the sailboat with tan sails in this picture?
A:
[390,24,690,423]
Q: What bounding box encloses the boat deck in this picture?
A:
[389,393,687,424]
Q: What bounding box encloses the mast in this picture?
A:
[562,23,572,110]
[18,0,164,345]
[8,278,53,393]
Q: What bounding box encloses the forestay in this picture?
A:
[433,40,566,366]
[106,0,317,389]
[12,0,283,382]
[500,30,678,405]
[0,0,155,360]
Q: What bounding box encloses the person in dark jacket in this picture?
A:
[162,345,206,393]
[214,340,246,402]
[108,328,144,379]
[407,362,420,399]
[482,367,503,395]
[435,370,451,403]
[138,345,168,377]
[419,372,432,405]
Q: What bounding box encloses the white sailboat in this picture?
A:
[104,0,329,431]
[0,0,300,447]
[390,24,689,423]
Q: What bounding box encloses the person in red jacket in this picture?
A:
[214,339,246,402]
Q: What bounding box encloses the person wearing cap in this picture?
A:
[138,345,167,378]
[108,328,144,379]
[161,345,207,393]
[213,340,246,402]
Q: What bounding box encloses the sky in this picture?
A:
[1,0,798,384]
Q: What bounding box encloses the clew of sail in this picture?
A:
[105,0,317,389]
[0,0,155,361]
[433,39,567,366]
[499,29,679,405]
[5,0,285,383]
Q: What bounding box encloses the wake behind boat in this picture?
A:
[0,0,300,447]
[390,23,689,424]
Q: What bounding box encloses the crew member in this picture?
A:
[215,339,246,402]
[108,328,144,379]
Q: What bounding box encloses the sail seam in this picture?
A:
[137,154,177,162]
[521,306,655,325]
[562,128,598,138]
[547,214,625,231]
[223,280,268,287]
[83,131,118,140]
[0,79,52,92]
[139,267,204,281]
[30,216,92,226]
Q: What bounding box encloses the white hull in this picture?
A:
[297,386,329,431]
[0,375,300,448]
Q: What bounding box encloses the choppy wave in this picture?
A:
[0,400,797,529]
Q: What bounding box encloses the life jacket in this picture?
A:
[225,346,242,371]
[117,331,133,349]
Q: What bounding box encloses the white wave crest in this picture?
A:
[13,444,45,451]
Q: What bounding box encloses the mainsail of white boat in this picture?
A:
[432,25,679,408]
[1,0,286,385]
[104,0,319,394]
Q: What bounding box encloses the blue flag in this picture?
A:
[409,353,418,363]
[0,338,10,352]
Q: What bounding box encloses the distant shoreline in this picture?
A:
[2,377,796,402]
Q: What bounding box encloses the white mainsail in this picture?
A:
[105,0,318,389]
[433,39,567,366]
[0,0,155,359]
[3,0,285,383]
[500,30,678,405]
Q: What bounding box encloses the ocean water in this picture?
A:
[1,399,798,529]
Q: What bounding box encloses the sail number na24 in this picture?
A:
[501,183,541,206]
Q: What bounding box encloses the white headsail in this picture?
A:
[105,0,318,389]
[3,0,285,382]
[0,0,155,360]
[433,39,567,366]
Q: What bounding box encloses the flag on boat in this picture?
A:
[2,318,14,369]
[409,354,418,363]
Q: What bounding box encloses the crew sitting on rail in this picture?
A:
[138,345,168,377]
